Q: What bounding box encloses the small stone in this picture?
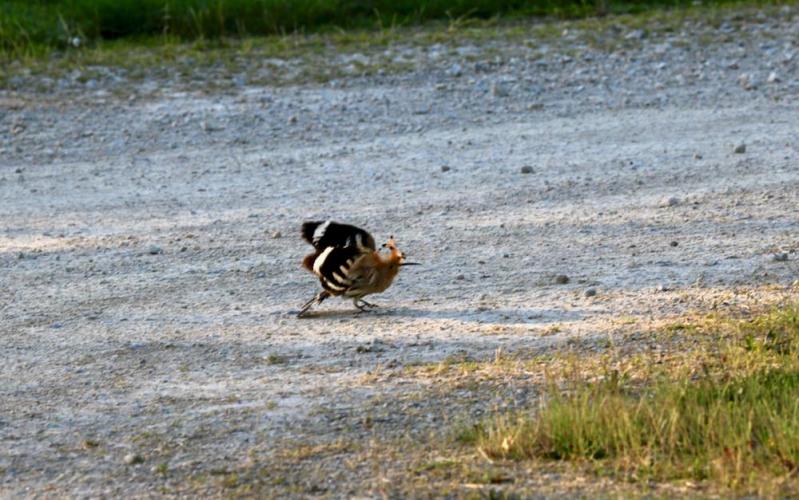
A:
[441,165,451,172]
[669,241,679,247]
[147,245,163,255]
[124,453,143,465]
[14,168,22,174]
[624,29,646,40]
[663,196,680,207]
[693,153,703,160]
[767,71,779,83]
[520,165,534,174]
[455,274,465,280]
[657,283,671,292]
[554,275,570,285]
[773,252,789,262]
[491,82,509,97]
[738,73,756,90]
[733,143,746,154]
[447,63,463,77]
[584,288,597,297]
[17,252,24,259]
[272,231,282,239]
[288,115,298,124]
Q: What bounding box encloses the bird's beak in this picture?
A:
[400,262,421,266]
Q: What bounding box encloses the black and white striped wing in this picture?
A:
[301,220,376,252]
[311,245,361,294]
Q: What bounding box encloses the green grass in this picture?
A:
[469,304,799,494]
[2,0,796,90]
[1,0,794,59]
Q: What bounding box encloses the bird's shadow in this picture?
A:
[293,305,582,324]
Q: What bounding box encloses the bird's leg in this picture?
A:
[297,291,330,318]
[359,299,379,309]
[353,298,379,312]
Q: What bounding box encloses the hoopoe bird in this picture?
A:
[297,220,418,317]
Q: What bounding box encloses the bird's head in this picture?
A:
[382,236,420,267]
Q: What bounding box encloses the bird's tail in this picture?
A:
[300,220,376,251]
[301,221,325,245]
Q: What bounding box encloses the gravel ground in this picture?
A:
[2,5,799,497]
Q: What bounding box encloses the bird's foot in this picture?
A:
[297,291,331,318]
[354,299,379,313]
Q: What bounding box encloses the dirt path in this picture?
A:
[1,7,798,497]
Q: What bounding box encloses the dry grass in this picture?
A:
[466,303,799,496]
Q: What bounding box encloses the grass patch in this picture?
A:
[469,304,799,494]
[264,353,288,365]
[2,0,796,60]
[277,438,356,461]
[2,1,796,91]
[0,0,772,53]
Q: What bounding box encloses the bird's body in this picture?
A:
[297,221,415,317]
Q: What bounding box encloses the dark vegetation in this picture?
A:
[0,0,791,57]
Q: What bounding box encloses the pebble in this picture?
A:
[657,284,671,292]
[447,63,463,77]
[773,252,789,262]
[520,165,534,174]
[455,274,465,280]
[441,165,451,172]
[738,73,756,90]
[200,120,223,132]
[669,241,679,247]
[288,115,298,124]
[554,275,570,285]
[491,82,509,97]
[272,231,282,239]
[584,288,597,297]
[663,196,680,207]
[147,245,163,255]
[767,71,780,83]
[624,29,646,40]
[734,143,746,154]
[123,453,143,465]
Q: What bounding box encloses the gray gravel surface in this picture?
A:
[1,6,799,497]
